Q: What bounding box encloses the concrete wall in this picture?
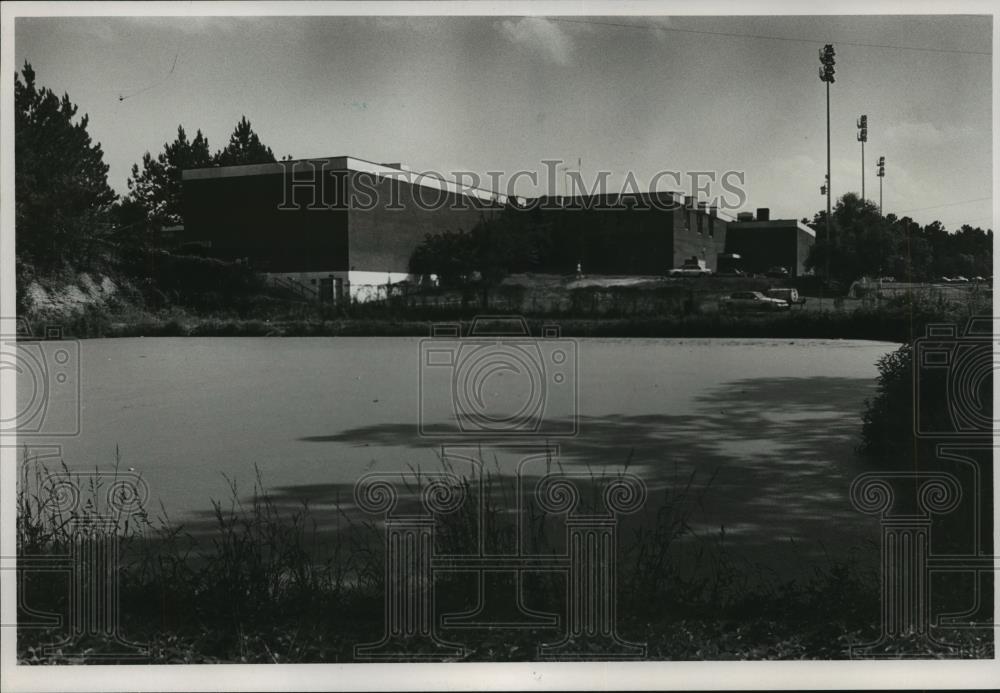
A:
[795,225,814,277]
[346,270,414,302]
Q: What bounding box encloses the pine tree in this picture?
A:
[125,125,212,232]
[214,116,276,166]
[15,62,117,267]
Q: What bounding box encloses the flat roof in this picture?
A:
[182,155,505,204]
[728,219,817,238]
[530,193,736,221]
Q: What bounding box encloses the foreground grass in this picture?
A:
[15,453,993,663]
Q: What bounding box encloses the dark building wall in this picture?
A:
[724,222,815,277]
[529,194,724,274]
[346,171,497,273]
[182,166,499,275]
[182,171,349,273]
[183,162,730,278]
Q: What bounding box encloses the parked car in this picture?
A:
[765,288,805,305]
[669,267,712,277]
[715,269,746,277]
[952,275,970,283]
[668,257,712,277]
[765,266,790,279]
[722,291,790,312]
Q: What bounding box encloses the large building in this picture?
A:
[527,193,730,274]
[182,157,733,299]
[181,156,501,301]
[724,209,816,278]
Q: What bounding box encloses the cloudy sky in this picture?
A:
[13,11,994,229]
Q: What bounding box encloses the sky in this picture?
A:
[13,12,994,229]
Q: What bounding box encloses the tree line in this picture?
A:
[411,191,993,290]
[804,193,992,284]
[15,62,282,271]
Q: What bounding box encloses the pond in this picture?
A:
[19,336,898,573]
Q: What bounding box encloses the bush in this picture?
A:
[859,344,914,463]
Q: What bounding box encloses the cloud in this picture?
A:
[497,17,575,65]
[884,121,977,147]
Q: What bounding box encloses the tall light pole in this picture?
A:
[877,156,885,215]
[857,115,867,201]
[819,44,836,280]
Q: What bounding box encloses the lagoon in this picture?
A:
[24,336,897,571]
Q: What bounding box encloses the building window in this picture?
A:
[697,213,703,235]
[709,217,714,237]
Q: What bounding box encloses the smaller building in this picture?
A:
[525,193,729,275]
[724,209,815,278]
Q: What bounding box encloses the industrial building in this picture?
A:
[528,193,730,275]
[182,155,810,302]
[181,156,501,302]
[724,209,816,278]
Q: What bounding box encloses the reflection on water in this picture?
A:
[23,336,897,573]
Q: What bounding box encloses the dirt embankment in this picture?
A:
[17,270,143,334]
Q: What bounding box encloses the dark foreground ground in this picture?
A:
[16,457,994,663]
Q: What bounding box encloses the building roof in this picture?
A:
[528,192,735,221]
[182,155,505,204]
[727,218,817,238]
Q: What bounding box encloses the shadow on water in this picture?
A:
[179,375,883,576]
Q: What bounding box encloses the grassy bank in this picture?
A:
[18,259,989,343]
[32,294,990,344]
[16,452,992,663]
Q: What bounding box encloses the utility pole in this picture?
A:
[819,44,836,280]
[877,156,885,215]
[857,115,867,201]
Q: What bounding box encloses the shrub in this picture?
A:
[859,343,914,463]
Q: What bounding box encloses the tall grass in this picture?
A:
[15,446,989,662]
